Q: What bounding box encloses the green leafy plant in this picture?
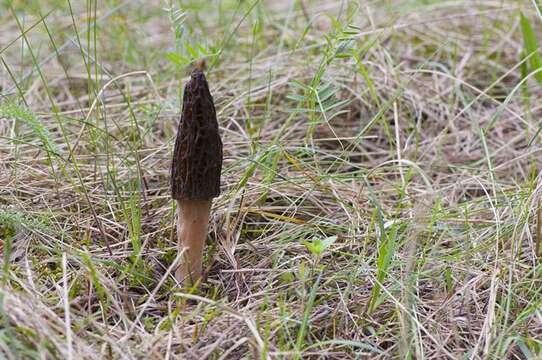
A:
[303,235,337,259]
[163,1,214,69]
[0,101,60,157]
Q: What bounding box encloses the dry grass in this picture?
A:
[1,0,542,358]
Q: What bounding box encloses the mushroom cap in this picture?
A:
[171,69,223,200]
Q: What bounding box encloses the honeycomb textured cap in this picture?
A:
[171,69,223,200]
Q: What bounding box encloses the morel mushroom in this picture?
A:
[171,69,222,286]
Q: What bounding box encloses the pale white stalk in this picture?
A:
[175,199,212,286]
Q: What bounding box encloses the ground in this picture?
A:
[1,0,542,359]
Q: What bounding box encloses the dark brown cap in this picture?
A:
[171,69,223,200]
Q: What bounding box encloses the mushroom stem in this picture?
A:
[175,199,212,285]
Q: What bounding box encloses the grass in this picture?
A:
[1,0,542,358]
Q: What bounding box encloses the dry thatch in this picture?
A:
[1,0,542,358]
